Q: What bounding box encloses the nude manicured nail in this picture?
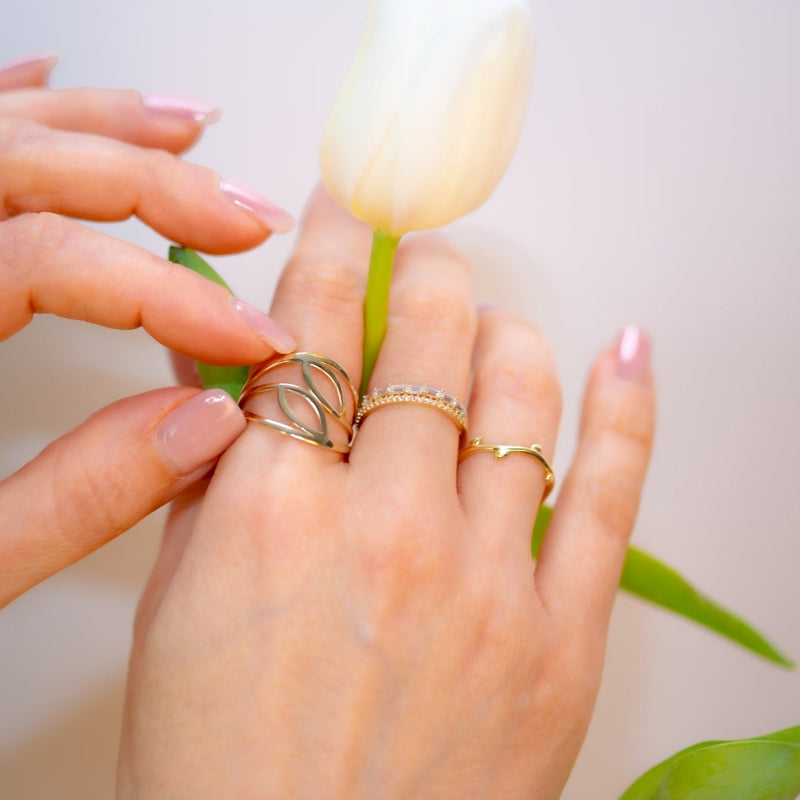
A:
[232,297,296,353]
[615,325,652,383]
[0,52,58,75]
[156,389,245,476]
[141,94,222,125]
[219,179,295,233]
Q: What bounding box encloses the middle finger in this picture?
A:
[351,236,476,490]
[0,118,292,252]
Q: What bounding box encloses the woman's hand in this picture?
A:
[119,188,655,800]
[0,54,296,606]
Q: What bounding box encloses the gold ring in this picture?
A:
[355,384,467,435]
[458,436,555,500]
[239,352,357,453]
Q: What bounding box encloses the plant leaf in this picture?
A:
[621,546,792,667]
[619,725,800,800]
[532,507,792,667]
[168,246,250,401]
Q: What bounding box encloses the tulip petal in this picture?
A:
[321,0,535,235]
[389,5,534,232]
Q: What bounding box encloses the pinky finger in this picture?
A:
[535,326,656,641]
[0,53,58,91]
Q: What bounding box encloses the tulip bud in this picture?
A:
[320,0,535,236]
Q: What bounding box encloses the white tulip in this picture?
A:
[320,0,535,236]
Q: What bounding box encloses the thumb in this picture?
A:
[0,386,245,607]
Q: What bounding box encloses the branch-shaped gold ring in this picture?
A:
[458,436,555,500]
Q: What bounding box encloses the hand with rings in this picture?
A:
[118,187,656,800]
[0,54,297,607]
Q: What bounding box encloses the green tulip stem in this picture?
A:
[361,230,401,395]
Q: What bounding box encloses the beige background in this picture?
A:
[1,1,799,797]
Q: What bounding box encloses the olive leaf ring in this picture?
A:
[239,352,358,454]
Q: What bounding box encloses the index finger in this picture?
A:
[0,213,296,363]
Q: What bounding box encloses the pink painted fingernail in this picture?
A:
[0,51,58,77]
[141,94,222,125]
[232,297,296,353]
[219,179,295,233]
[155,389,246,476]
[615,325,652,383]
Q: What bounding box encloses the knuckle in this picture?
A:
[469,586,531,663]
[356,487,451,591]
[482,352,562,418]
[137,148,179,201]
[580,466,642,539]
[24,210,71,246]
[0,119,50,218]
[594,402,655,454]
[51,441,130,542]
[361,526,440,590]
[139,145,173,178]
[453,576,548,700]
[279,254,364,316]
[389,284,474,338]
[0,117,44,152]
[1,212,73,278]
[0,116,28,145]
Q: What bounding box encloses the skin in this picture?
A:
[118,188,656,800]
[0,62,287,606]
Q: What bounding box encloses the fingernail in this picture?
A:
[0,51,58,76]
[141,94,222,126]
[155,389,245,476]
[219,179,295,233]
[232,297,296,353]
[615,325,652,383]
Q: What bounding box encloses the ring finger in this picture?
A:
[458,309,562,557]
[220,187,371,474]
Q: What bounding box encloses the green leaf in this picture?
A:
[619,725,800,800]
[168,246,250,401]
[532,507,793,667]
[620,546,792,667]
